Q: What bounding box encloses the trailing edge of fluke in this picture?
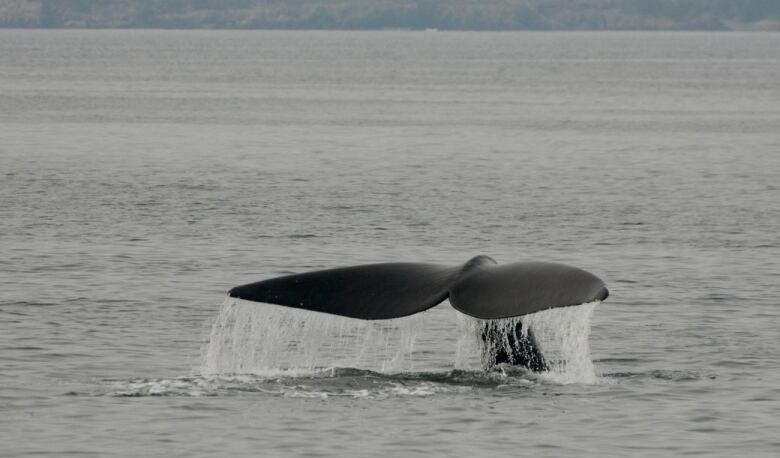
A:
[228,255,609,320]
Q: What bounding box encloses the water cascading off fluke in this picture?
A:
[200,298,429,376]
[200,298,600,384]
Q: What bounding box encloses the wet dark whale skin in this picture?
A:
[482,321,549,373]
[228,255,608,320]
[448,255,609,319]
[229,262,460,320]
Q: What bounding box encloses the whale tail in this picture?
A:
[228,256,607,372]
[228,255,608,320]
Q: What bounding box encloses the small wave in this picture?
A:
[286,234,318,239]
[69,368,566,399]
[604,369,711,382]
[69,373,464,399]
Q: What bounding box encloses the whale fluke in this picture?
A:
[228,256,608,320]
[449,257,609,319]
[228,263,460,320]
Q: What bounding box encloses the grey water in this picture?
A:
[1,30,779,457]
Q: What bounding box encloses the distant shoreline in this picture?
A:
[1,0,778,32]
[1,27,778,32]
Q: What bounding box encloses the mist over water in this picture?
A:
[2,30,779,457]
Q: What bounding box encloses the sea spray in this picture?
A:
[201,297,599,383]
[455,302,600,384]
[200,298,427,375]
[522,302,598,384]
[454,311,484,370]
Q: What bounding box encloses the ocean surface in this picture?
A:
[1,30,779,457]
